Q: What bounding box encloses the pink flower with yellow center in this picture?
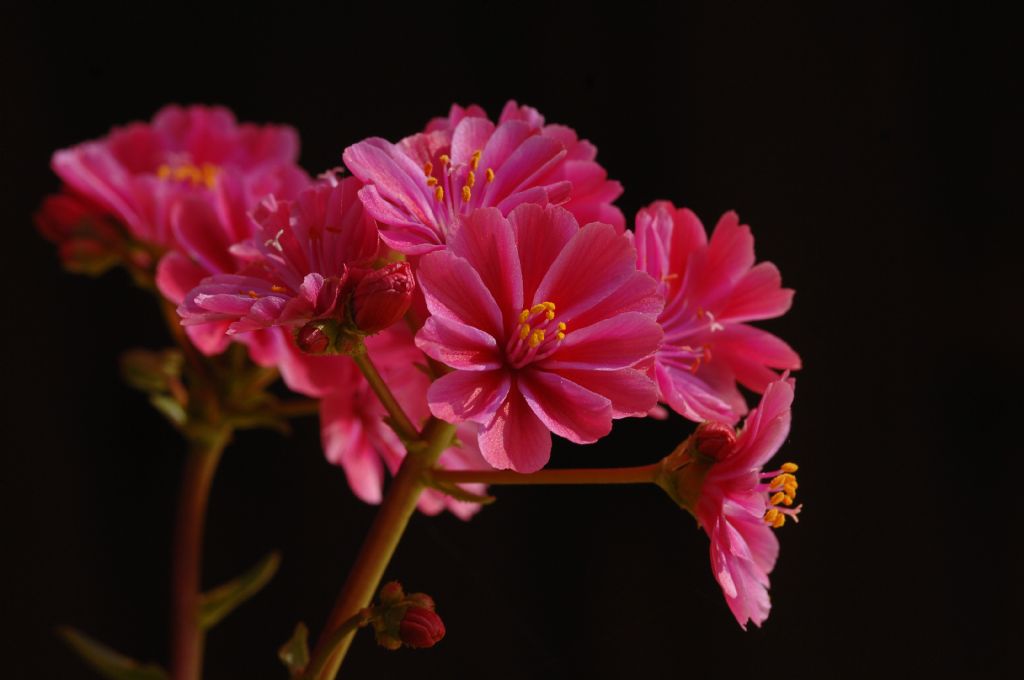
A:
[52,104,301,248]
[342,100,622,255]
[415,204,663,472]
[635,201,801,424]
[661,377,801,629]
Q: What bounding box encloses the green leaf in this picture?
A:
[58,627,167,680]
[120,349,184,394]
[149,394,188,428]
[199,551,281,630]
[278,622,310,678]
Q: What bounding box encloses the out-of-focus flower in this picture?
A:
[657,377,801,629]
[52,104,302,248]
[320,326,489,519]
[178,175,379,337]
[634,202,801,424]
[415,204,663,472]
[342,100,622,255]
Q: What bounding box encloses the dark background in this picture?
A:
[2,3,1020,678]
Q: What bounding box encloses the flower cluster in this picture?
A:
[40,101,804,631]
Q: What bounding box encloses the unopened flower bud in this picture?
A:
[352,261,415,334]
[693,421,736,461]
[296,319,340,355]
[399,606,445,649]
[35,190,127,276]
[378,581,405,605]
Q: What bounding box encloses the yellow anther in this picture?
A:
[781,496,794,507]
[470,150,481,170]
[784,484,798,499]
[544,301,556,310]
[519,309,530,323]
[557,322,566,332]
[435,186,444,201]
[770,473,794,489]
[519,323,531,340]
[426,176,438,187]
[781,462,799,473]
[439,154,450,166]
[157,164,171,180]
[247,290,260,299]
[486,167,495,182]
[764,508,780,524]
[466,170,476,188]
[201,163,219,188]
[270,285,288,293]
[770,492,787,506]
[556,332,566,341]
[462,185,472,202]
[530,303,549,316]
[772,514,786,528]
[528,329,546,348]
[423,161,433,177]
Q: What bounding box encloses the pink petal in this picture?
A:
[156,251,207,304]
[508,203,579,305]
[415,316,502,370]
[718,262,794,323]
[428,369,511,425]
[713,325,801,393]
[518,368,612,444]
[732,377,794,469]
[417,251,504,339]
[565,270,664,332]
[320,394,386,504]
[655,361,746,425]
[450,208,524,332]
[540,312,663,371]
[477,388,552,472]
[550,368,658,418]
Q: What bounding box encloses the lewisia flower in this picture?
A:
[343,100,622,255]
[658,377,800,629]
[320,327,489,519]
[634,202,801,424]
[415,204,664,472]
[178,174,380,337]
[52,104,302,248]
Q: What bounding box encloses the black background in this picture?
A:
[2,3,1021,678]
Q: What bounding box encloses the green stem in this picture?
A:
[170,426,232,680]
[352,352,419,442]
[312,418,456,680]
[302,611,370,680]
[429,464,659,487]
[272,399,322,419]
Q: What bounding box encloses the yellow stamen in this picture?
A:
[439,154,450,166]
[530,303,549,316]
[157,164,171,180]
[466,170,476,188]
[462,185,472,202]
[519,324,531,340]
[528,329,545,348]
[519,309,530,323]
[470,150,481,170]
[423,161,433,177]
[781,496,794,507]
[247,290,260,299]
[270,285,287,293]
[435,186,444,201]
[556,332,565,341]
[764,508,780,524]
[557,322,566,332]
[486,167,495,182]
[772,514,786,528]
[426,176,438,187]
[769,492,787,506]
[781,462,799,473]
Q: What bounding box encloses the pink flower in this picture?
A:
[52,104,301,248]
[320,327,489,519]
[690,377,801,629]
[415,204,664,472]
[178,175,380,335]
[634,202,801,424]
[342,100,623,255]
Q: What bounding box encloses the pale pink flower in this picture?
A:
[320,327,489,519]
[52,104,301,248]
[178,175,380,334]
[342,100,623,255]
[415,204,663,472]
[691,377,800,629]
[634,202,801,424]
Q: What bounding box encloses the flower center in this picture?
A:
[760,462,803,528]
[505,301,567,368]
[422,149,496,233]
[156,161,219,189]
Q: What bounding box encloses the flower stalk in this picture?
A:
[428,464,659,487]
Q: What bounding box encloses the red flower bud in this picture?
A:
[352,262,415,334]
[399,606,445,649]
[35,190,127,276]
[693,421,737,461]
[296,320,337,354]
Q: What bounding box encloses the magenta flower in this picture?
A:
[320,327,489,519]
[178,175,380,335]
[635,201,801,424]
[415,204,664,472]
[52,104,301,248]
[342,100,623,255]
[690,377,800,629]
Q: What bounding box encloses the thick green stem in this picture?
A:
[352,352,419,442]
[312,418,456,680]
[429,464,659,487]
[170,427,231,680]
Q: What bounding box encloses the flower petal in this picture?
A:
[477,388,552,472]
[549,368,658,418]
[415,316,502,370]
[518,368,612,444]
[417,251,504,339]
[540,312,663,371]
[427,369,511,425]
